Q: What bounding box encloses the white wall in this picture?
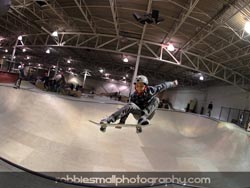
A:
[165,85,250,120]
[161,88,206,112]
[205,85,250,119]
[81,77,130,96]
[164,85,250,120]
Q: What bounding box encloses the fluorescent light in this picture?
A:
[245,22,250,34]
[167,44,175,51]
[199,75,204,81]
[46,49,50,54]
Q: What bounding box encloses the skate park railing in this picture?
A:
[219,106,250,131]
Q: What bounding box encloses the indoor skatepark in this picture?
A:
[1,0,250,187]
[0,82,249,188]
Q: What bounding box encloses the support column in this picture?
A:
[83,70,88,88]
[82,69,91,88]
[129,41,143,99]
[9,38,19,72]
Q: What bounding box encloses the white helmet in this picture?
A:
[134,75,148,85]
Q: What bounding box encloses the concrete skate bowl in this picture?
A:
[0,86,249,188]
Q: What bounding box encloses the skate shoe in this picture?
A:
[118,117,126,124]
[100,116,115,124]
[138,116,149,125]
[118,120,125,124]
[118,114,128,124]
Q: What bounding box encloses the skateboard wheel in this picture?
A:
[100,126,106,132]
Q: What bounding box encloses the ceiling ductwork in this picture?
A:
[133,10,164,25]
[0,0,11,16]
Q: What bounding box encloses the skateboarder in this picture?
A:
[100,75,178,126]
[14,63,25,88]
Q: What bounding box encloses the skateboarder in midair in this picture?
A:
[100,75,178,129]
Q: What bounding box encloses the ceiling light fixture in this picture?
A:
[18,36,22,41]
[167,44,175,52]
[99,69,104,73]
[52,31,58,37]
[103,73,110,80]
[199,75,204,81]
[123,56,128,63]
[244,21,250,34]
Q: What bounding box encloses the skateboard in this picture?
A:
[89,120,150,133]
